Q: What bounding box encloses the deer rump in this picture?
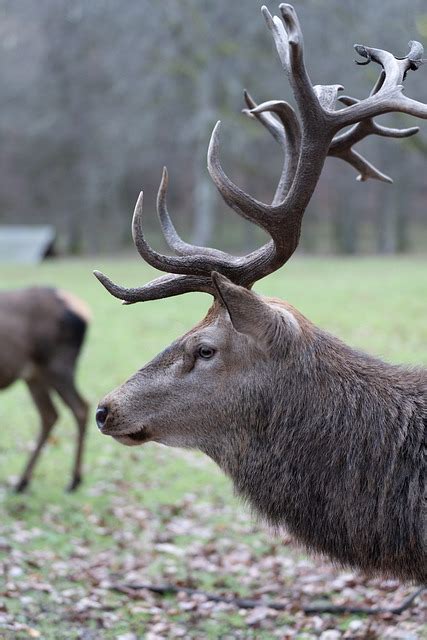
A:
[95,4,427,583]
[0,287,88,386]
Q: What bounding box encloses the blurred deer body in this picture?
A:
[95,5,427,581]
[0,287,90,491]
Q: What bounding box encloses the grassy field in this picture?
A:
[0,257,426,639]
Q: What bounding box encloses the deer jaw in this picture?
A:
[97,276,304,455]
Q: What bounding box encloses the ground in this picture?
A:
[0,257,426,639]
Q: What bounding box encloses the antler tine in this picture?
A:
[243,91,301,204]
[330,114,419,150]
[329,100,419,183]
[369,71,386,96]
[370,123,419,138]
[132,191,270,278]
[156,166,190,255]
[131,192,194,275]
[262,4,322,125]
[330,149,394,184]
[249,100,301,204]
[157,166,231,259]
[334,42,427,128]
[243,90,285,147]
[207,121,277,233]
[207,114,314,272]
[94,270,215,304]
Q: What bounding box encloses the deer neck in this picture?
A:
[201,330,427,579]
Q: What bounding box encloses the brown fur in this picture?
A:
[97,275,426,583]
[0,286,90,491]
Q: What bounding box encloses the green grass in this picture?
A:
[0,256,426,638]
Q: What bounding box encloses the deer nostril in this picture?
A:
[96,405,109,430]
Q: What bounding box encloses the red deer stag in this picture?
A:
[95,5,427,583]
[0,287,90,491]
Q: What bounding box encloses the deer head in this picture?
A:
[94,4,427,463]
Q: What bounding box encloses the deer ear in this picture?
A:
[211,271,276,338]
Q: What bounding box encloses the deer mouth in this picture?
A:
[127,427,147,442]
[113,426,149,446]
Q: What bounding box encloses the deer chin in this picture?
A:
[113,426,151,447]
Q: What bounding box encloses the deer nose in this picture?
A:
[96,405,109,431]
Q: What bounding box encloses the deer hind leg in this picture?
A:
[47,368,88,492]
[15,378,58,492]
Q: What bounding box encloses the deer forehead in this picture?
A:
[184,312,238,345]
[182,297,301,345]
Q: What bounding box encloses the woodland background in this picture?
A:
[1,0,427,256]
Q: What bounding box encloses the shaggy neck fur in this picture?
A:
[202,325,427,583]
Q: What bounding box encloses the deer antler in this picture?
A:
[95,3,427,304]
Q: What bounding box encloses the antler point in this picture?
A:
[279,3,294,14]
[261,6,274,29]
[354,44,370,59]
[161,166,169,183]
[133,193,144,229]
[243,89,257,111]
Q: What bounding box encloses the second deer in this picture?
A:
[0,286,90,492]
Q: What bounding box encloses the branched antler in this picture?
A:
[95,3,427,304]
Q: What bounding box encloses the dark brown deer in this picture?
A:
[0,287,90,492]
[95,5,427,583]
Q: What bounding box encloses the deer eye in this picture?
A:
[197,345,216,359]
